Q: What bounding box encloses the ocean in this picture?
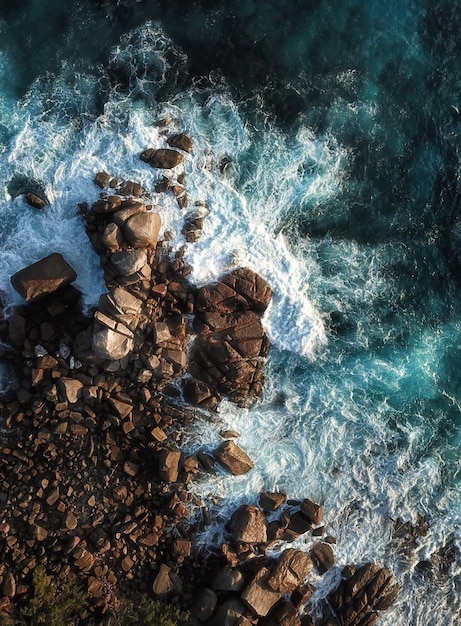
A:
[0,0,460,624]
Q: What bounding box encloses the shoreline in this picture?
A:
[0,130,399,625]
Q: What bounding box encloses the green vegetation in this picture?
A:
[108,595,189,626]
[17,568,86,626]
[0,570,189,626]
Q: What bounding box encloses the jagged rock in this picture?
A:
[158,448,182,483]
[241,567,282,617]
[58,378,84,404]
[196,267,272,314]
[152,563,182,596]
[182,377,215,407]
[212,566,245,592]
[167,133,193,153]
[123,211,161,249]
[229,505,268,544]
[92,324,134,360]
[266,549,313,594]
[110,249,147,276]
[191,588,217,621]
[310,543,335,575]
[260,491,287,511]
[214,440,254,475]
[326,563,398,626]
[11,253,77,302]
[301,499,323,525]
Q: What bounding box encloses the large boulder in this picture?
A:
[196,268,272,314]
[11,253,77,302]
[266,549,313,594]
[214,440,254,475]
[241,567,282,617]
[122,211,161,249]
[167,133,193,153]
[92,324,134,360]
[141,148,184,169]
[229,505,268,544]
[110,249,147,276]
[326,563,399,626]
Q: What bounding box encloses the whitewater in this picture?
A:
[0,7,460,625]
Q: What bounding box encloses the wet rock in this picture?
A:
[260,491,287,511]
[266,548,313,594]
[94,171,111,188]
[229,505,268,544]
[196,267,272,314]
[301,499,323,525]
[143,148,184,169]
[11,253,77,302]
[214,440,254,475]
[310,542,335,575]
[167,133,193,153]
[25,193,47,209]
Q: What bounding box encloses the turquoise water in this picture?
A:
[1,1,461,623]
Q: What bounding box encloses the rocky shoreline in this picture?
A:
[0,128,399,625]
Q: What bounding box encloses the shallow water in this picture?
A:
[1,1,461,623]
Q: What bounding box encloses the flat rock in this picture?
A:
[146,148,184,169]
[11,253,77,302]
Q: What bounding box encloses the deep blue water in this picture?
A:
[1,1,461,623]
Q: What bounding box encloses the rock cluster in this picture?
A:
[319,563,400,626]
[0,129,400,624]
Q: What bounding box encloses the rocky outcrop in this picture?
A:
[189,268,272,405]
[141,148,184,169]
[11,253,77,302]
[323,563,400,626]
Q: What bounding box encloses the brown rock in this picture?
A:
[110,249,147,276]
[92,325,134,360]
[65,511,78,531]
[212,566,245,592]
[208,599,247,626]
[266,549,314,594]
[310,542,335,575]
[260,491,287,511]
[167,133,193,153]
[147,148,184,169]
[25,193,47,209]
[123,212,161,249]
[241,567,282,617]
[11,253,77,302]
[191,588,217,622]
[214,440,254,475]
[94,171,111,188]
[3,572,16,598]
[58,378,84,404]
[158,448,181,483]
[152,563,182,596]
[229,505,268,544]
[301,499,323,525]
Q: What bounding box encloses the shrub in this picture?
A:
[18,568,86,626]
[109,595,189,626]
